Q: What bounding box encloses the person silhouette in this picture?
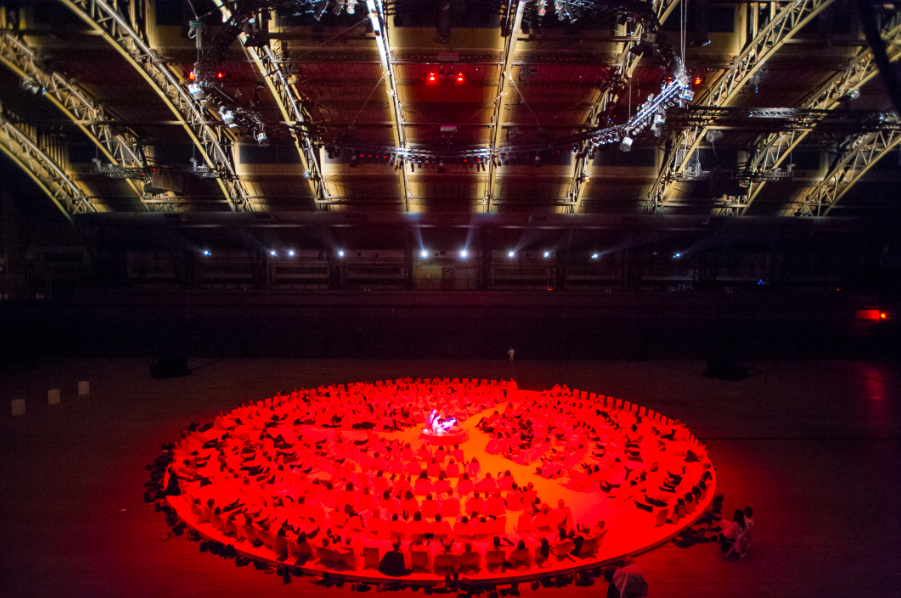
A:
[508,348,515,362]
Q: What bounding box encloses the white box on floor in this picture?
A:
[78,381,89,395]
[11,399,25,416]
[48,389,61,405]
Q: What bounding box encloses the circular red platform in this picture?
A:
[164,378,715,586]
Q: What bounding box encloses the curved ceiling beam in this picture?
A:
[486,0,526,214]
[373,0,411,212]
[570,0,679,214]
[735,18,901,215]
[58,0,253,212]
[791,129,901,217]
[650,0,835,210]
[211,0,325,209]
[0,32,148,209]
[0,115,96,221]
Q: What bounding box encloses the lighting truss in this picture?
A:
[60,0,253,212]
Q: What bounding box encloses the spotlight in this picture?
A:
[288,250,295,257]
[203,250,211,256]
[219,106,236,128]
[216,71,226,80]
[188,82,206,100]
[543,251,550,258]
[620,136,633,152]
[460,249,468,258]
[673,253,681,258]
[345,0,356,14]
[337,250,345,258]
[591,253,599,259]
[256,130,268,146]
[21,78,44,94]
[456,71,465,84]
[880,312,887,320]
[427,71,438,84]
[508,251,515,258]
[187,71,195,81]
[421,249,428,258]
[270,250,277,257]
[693,75,704,86]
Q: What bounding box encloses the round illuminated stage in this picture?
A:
[159,378,715,588]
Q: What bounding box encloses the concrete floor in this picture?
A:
[2,357,899,598]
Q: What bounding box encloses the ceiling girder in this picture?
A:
[59,0,252,212]
[794,130,901,217]
[486,0,527,214]
[0,115,96,220]
[375,0,412,212]
[735,18,901,215]
[0,32,154,210]
[650,0,835,211]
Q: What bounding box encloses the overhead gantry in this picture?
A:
[59,0,254,212]
[649,0,836,212]
[0,32,148,209]
[0,114,96,221]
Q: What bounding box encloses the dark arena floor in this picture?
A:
[2,357,899,598]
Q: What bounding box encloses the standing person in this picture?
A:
[718,509,747,555]
[743,506,755,542]
[508,348,515,362]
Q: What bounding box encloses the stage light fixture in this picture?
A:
[456,70,465,84]
[460,249,468,258]
[188,82,205,100]
[270,250,277,257]
[345,0,355,14]
[337,250,345,258]
[288,250,295,257]
[219,106,237,128]
[255,130,268,146]
[203,250,211,256]
[543,251,550,258]
[693,75,703,86]
[620,136,633,152]
[427,71,438,84]
[674,253,681,258]
[508,251,515,258]
[881,312,888,320]
[591,253,599,259]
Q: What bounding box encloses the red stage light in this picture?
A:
[693,76,703,85]
[188,71,195,81]
[427,72,437,84]
[217,72,225,79]
[881,312,888,320]
[456,73,465,84]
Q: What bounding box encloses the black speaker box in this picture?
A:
[703,358,749,381]
[151,356,192,380]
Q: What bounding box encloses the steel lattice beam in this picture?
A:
[59,0,252,212]
[211,0,325,208]
[0,32,151,209]
[735,19,901,215]
[0,116,95,221]
[373,0,411,212]
[790,130,901,217]
[486,0,527,214]
[650,0,834,211]
[569,0,679,214]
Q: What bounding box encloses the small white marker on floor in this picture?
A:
[11,399,26,417]
[78,381,89,396]
[48,389,61,405]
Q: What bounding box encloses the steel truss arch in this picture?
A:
[211,0,326,209]
[734,19,901,215]
[649,0,835,211]
[59,0,252,212]
[570,0,679,214]
[0,32,150,208]
[486,0,527,214]
[792,129,901,217]
[0,116,95,221]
